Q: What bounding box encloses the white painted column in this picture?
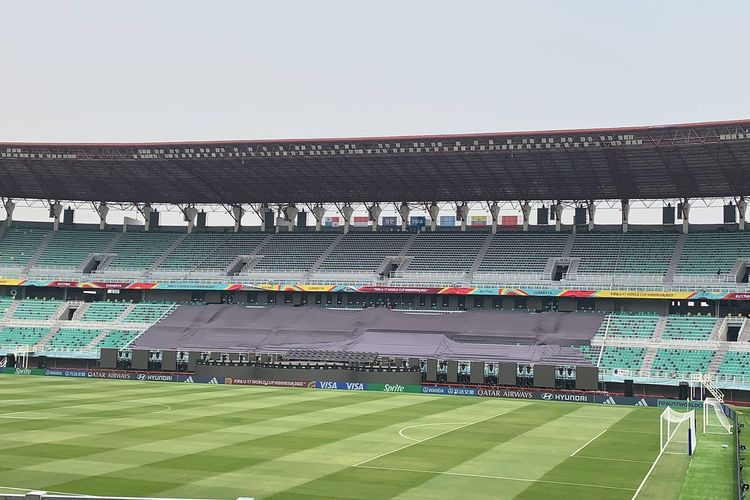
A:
[312,205,326,232]
[587,202,596,231]
[458,203,469,232]
[490,202,501,234]
[621,199,630,233]
[428,202,440,232]
[368,204,382,232]
[185,206,198,234]
[340,205,353,234]
[682,200,690,234]
[399,202,410,231]
[554,203,564,232]
[284,205,298,232]
[97,203,109,230]
[3,199,15,227]
[51,201,63,231]
[739,198,747,231]
[231,205,243,233]
[521,202,531,232]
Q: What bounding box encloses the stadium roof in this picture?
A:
[1,119,749,205]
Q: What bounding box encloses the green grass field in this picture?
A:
[0,376,737,499]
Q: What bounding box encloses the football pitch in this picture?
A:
[0,377,736,499]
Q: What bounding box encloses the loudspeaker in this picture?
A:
[662,206,675,224]
[574,207,587,225]
[624,379,634,398]
[6,353,16,368]
[677,202,683,220]
[63,208,74,225]
[550,204,556,221]
[297,211,307,228]
[197,211,207,228]
[537,207,548,225]
[679,381,689,400]
[264,210,275,232]
[150,210,160,228]
[37,355,48,369]
[724,204,737,223]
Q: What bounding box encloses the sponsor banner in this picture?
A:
[225,378,313,388]
[357,286,444,295]
[657,399,703,409]
[594,290,696,300]
[45,368,88,377]
[597,395,655,407]
[1,276,747,301]
[421,386,476,396]
[0,367,45,376]
[476,388,535,399]
[315,381,367,391]
[367,383,422,393]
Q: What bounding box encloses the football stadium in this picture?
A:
[0,120,748,499]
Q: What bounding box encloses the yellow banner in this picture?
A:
[295,284,336,292]
[0,278,24,286]
[595,290,695,300]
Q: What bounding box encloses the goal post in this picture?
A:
[660,407,697,456]
[703,397,733,435]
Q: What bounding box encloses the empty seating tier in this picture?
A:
[317,233,411,273]
[477,233,567,274]
[252,233,339,272]
[107,232,181,270]
[93,329,141,348]
[404,232,486,273]
[718,351,750,377]
[677,231,750,276]
[35,230,116,269]
[46,328,104,349]
[196,233,268,271]
[122,302,175,323]
[157,233,228,271]
[11,300,62,320]
[651,349,714,374]
[570,232,677,276]
[579,345,646,370]
[0,228,49,268]
[80,302,130,322]
[596,313,659,339]
[661,316,718,341]
[0,326,49,346]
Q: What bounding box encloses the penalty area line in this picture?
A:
[353,465,635,492]
[570,428,608,457]
[353,409,513,467]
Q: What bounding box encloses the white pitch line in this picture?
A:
[353,409,513,467]
[398,422,466,442]
[570,428,608,457]
[354,465,635,492]
[572,455,652,464]
[631,447,667,499]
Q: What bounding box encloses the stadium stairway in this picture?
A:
[21,230,54,274]
[1,300,21,320]
[85,329,113,349]
[651,316,668,341]
[663,233,687,284]
[738,319,750,342]
[707,344,730,376]
[70,301,90,321]
[33,326,61,349]
[465,234,494,285]
[638,347,658,372]
[304,234,344,280]
[148,233,189,274]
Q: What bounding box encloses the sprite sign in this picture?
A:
[368,383,422,393]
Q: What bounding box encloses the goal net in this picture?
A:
[703,397,733,435]
[660,407,697,456]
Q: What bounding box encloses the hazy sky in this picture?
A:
[2,0,749,143]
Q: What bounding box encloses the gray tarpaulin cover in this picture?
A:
[132,305,603,364]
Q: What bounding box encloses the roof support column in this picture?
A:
[458,202,469,232]
[621,199,630,233]
[283,205,298,232]
[256,204,269,232]
[520,202,530,232]
[587,201,596,231]
[554,202,564,232]
[50,201,63,231]
[142,204,153,232]
[312,204,326,232]
[97,202,109,230]
[231,205,243,233]
[184,206,198,234]
[398,202,410,231]
[681,199,690,234]
[738,197,747,231]
[3,199,15,227]
[368,204,381,232]
[490,202,501,234]
[427,202,439,232]
[340,204,353,234]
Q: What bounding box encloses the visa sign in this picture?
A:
[315,381,368,391]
